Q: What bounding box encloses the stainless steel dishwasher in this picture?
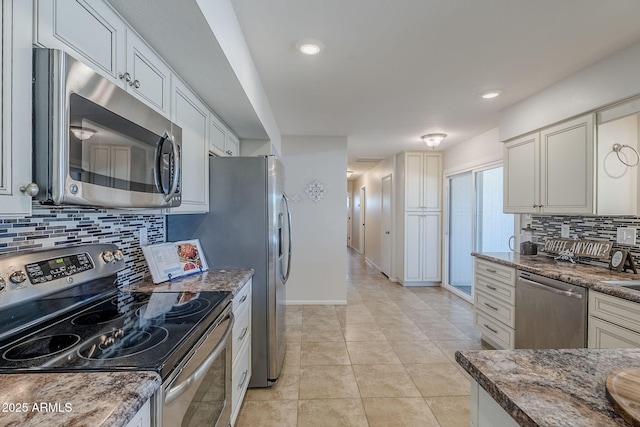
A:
[515,270,587,349]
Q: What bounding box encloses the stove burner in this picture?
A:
[72,309,124,325]
[78,327,168,360]
[136,294,211,320]
[3,334,81,361]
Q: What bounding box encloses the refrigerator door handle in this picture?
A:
[281,193,292,284]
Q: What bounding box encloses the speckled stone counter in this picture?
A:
[123,268,254,296]
[455,348,640,426]
[473,252,640,303]
[0,371,160,427]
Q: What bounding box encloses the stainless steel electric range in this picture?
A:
[0,244,233,427]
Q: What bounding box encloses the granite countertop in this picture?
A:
[456,348,640,427]
[473,252,640,303]
[123,268,254,296]
[0,371,160,427]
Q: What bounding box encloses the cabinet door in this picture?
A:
[540,114,594,214]
[503,133,539,213]
[209,114,227,155]
[226,133,240,157]
[35,0,126,82]
[168,79,209,214]
[0,1,33,216]
[423,154,441,211]
[405,153,424,211]
[404,213,424,282]
[588,317,640,349]
[125,29,171,116]
[421,213,441,281]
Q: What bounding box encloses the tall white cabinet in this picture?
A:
[396,152,442,285]
[0,0,34,215]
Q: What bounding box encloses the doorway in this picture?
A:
[359,186,366,254]
[381,175,392,277]
[444,165,514,302]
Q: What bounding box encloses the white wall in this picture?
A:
[443,128,502,174]
[281,136,348,304]
[500,40,640,141]
[350,156,395,273]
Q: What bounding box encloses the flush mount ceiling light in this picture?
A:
[296,39,325,55]
[421,133,447,149]
[70,126,97,141]
[480,90,502,99]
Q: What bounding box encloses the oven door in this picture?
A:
[162,306,233,427]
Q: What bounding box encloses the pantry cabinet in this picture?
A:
[167,79,209,214]
[504,114,594,214]
[396,152,443,285]
[0,0,34,216]
[231,279,252,426]
[35,0,171,116]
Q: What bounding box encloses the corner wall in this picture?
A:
[281,136,348,304]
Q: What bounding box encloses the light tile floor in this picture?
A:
[236,248,491,427]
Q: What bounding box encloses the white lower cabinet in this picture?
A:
[470,380,518,427]
[588,291,640,348]
[125,399,151,427]
[231,279,252,426]
[473,259,516,349]
[404,212,440,283]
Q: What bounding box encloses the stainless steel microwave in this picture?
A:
[33,48,182,209]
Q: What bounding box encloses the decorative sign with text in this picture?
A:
[543,238,612,259]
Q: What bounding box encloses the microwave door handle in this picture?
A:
[164,311,233,405]
[154,135,167,193]
[163,132,181,202]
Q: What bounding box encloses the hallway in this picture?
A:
[236,248,489,426]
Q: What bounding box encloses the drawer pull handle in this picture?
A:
[238,370,249,389]
[484,302,499,311]
[484,324,498,334]
[486,268,497,273]
[486,285,497,291]
[239,295,248,304]
[238,326,249,341]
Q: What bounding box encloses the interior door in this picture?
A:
[381,175,392,276]
[359,186,366,254]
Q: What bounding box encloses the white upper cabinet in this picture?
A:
[35,0,171,116]
[209,113,239,157]
[504,114,594,214]
[0,0,35,216]
[405,152,441,211]
[168,79,209,214]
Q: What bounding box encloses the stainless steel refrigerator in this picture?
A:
[167,155,291,387]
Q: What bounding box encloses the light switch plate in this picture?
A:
[617,227,637,245]
[561,225,570,238]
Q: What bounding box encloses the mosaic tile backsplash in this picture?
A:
[0,202,165,286]
[531,215,640,267]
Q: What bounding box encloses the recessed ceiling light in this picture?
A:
[480,90,502,99]
[296,39,325,55]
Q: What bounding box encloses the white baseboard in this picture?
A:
[285,300,348,305]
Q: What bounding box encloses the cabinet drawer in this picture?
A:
[474,274,516,305]
[231,337,251,423]
[233,279,252,312]
[589,291,640,334]
[474,259,515,287]
[232,300,251,363]
[588,316,640,349]
[475,291,515,328]
[474,311,514,350]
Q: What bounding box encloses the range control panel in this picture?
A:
[0,244,125,308]
[25,253,94,284]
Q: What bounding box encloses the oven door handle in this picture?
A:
[164,312,233,405]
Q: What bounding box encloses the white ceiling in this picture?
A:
[230,0,640,176]
[108,0,640,179]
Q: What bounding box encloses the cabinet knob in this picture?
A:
[226,150,233,155]
[129,79,141,89]
[19,183,39,197]
[119,72,132,83]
